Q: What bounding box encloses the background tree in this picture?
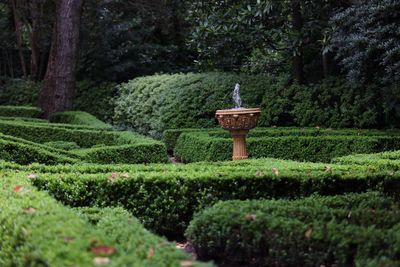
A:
[329,0,400,85]
[39,0,83,116]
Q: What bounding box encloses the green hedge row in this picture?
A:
[0,105,42,118]
[333,150,400,171]
[49,111,112,130]
[165,127,400,152]
[174,131,400,163]
[29,158,400,237]
[186,192,400,267]
[0,171,209,266]
[0,132,81,164]
[0,120,168,164]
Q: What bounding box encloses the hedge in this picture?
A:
[0,171,209,266]
[174,131,400,163]
[0,120,168,164]
[186,192,400,267]
[113,72,271,138]
[0,133,78,164]
[49,111,113,130]
[165,127,400,152]
[30,158,400,237]
[333,150,400,171]
[0,105,42,118]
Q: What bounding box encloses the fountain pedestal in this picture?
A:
[215,108,261,160]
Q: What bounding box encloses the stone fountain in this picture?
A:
[215,84,261,160]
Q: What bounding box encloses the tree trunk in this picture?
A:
[10,0,27,78]
[322,51,331,78]
[291,0,304,84]
[28,0,41,80]
[39,0,83,117]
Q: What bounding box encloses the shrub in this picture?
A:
[261,78,399,128]
[0,79,116,122]
[0,120,167,164]
[49,111,112,130]
[0,171,209,266]
[30,158,400,237]
[73,80,117,122]
[0,137,78,165]
[0,105,42,118]
[43,141,81,151]
[0,79,41,106]
[174,130,400,163]
[113,72,273,138]
[165,127,400,152]
[186,192,400,267]
[333,150,400,171]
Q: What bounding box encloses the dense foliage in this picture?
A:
[186,192,400,266]
[329,0,400,84]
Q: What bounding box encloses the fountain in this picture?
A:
[215,83,261,160]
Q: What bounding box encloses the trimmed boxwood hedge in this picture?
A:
[0,120,168,164]
[333,150,400,171]
[173,130,400,163]
[186,192,400,267]
[165,127,400,153]
[0,171,210,267]
[49,111,112,130]
[29,158,400,237]
[0,105,42,118]
[0,133,79,164]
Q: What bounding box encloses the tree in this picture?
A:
[329,0,400,85]
[39,0,83,117]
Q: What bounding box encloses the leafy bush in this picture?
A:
[0,137,77,165]
[0,79,116,122]
[43,141,81,151]
[73,80,117,122]
[113,72,272,138]
[30,158,400,237]
[0,105,42,118]
[333,150,400,171]
[0,120,167,164]
[186,192,400,267]
[0,172,209,266]
[49,111,112,130]
[0,79,41,106]
[165,127,400,152]
[260,78,399,128]
[174,130,400,163]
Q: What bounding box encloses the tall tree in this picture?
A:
[290,0,304,84]
[39,0,83,117]
[10,0,27,78]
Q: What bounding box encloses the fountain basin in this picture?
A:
[215,108,261,160]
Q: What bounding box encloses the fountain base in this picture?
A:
[231,129,249,160]
[215,108,261,161]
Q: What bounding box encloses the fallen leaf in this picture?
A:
[63,236,75,242]
[315,126,320,129]
[255,170,263,177]
[325,166,332,172]
[93,257,111,265]
[22,207,36,214]
[122,173,129,178]
[147,247,154,258]
[244,214,257,221]
[272,168,279,176]
[347,211,352,219]
[91,245,117,256]
[13,185,24,193]
[304,228,313,238]
[27,174,37,179]
[180,261,193,267]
